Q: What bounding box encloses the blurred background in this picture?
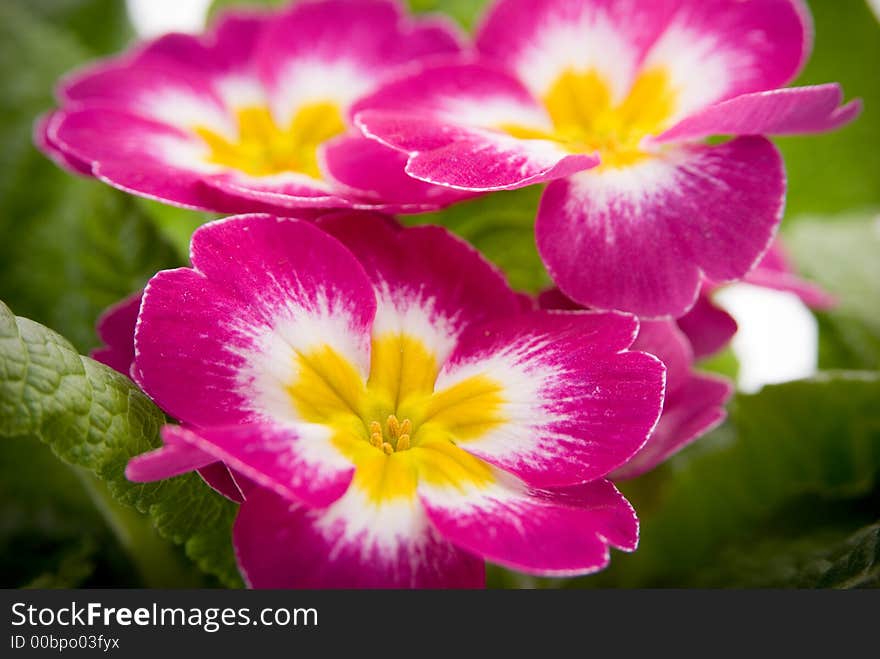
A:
[0,0,878,588]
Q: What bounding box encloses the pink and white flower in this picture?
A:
[37,0,468,214]
[121,213,665,587]
[354,0,861,317]
[540,289,732,479]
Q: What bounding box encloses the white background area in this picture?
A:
[126,0,829,393]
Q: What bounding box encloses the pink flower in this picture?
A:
[539,289,732,479]
[37,0,469,214]
[119,213,665,587]
[678,238,836,358]
[353,0,860,317]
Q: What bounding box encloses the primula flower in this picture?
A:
[353,0,861,317]
[540,289,732,479]
[120,213,665,587]
[678,238,836,358]
[37,0,468,213]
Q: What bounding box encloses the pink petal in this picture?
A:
[323,134,474,206]
[613,372,732,480]
[126,435,216,482]
[196,463,249,504]
[160,424,354,508]
[676,292,739,359]
[91,292,142,376]
[133,11,268,76]
[50,108,241,212]
[354,62,598,191]
[641,0,812,121]
[537,136,785,318]
[611,320,733,479]
[256,0,462,119]
[434,310,665,487]
[477,0,676,99]
[420,476,638,577]
[234,486,485,589]
[134,215,376,427]
[33,112,92,176]
[538,291,733,477]
[478,0,811,122]
[655,85,862,143]
[318,212,521,363]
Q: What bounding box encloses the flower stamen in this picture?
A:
[368,414,415,453]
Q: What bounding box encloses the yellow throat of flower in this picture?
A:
[502,67,678,169]
[195,102,346,178]
[284,333,505,503]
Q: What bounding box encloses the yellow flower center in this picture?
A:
[285,332,506,503]
[195,102,346,178]
[501,67,678,169]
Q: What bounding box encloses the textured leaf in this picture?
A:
[410,187,550,294]
[577,373,880,587]
[815,521,880,588]
[0,301,243,587]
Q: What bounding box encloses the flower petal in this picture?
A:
[126,436,216,483]
[537,136,785,318]
[477,0,674,100]
[354,63,598,191]
[33,112,91,176]
[318,212,522,366]
[323,133,473,206]
[91,292,142,377]
[256,0,462,123]
[676,292,739,359]
[428,310,665,487]
[640,0,812,121]
[134,215,376,427]
[196,462,249,504]
[611,320,733,479]
[655,85,862,143]
[159,424,354,508]
[233,485,484,588]
[420,473,638,577]
[613,372,732,480]
[50,108,241,212]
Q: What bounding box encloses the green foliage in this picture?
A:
[778,0,880,219]
[576,373,880,587]
[407,0,490,29]
[12,0,132,56]
[410,187,551,294]
[0,301,243,587]
[0,3,179,353]
[785,212,880,371]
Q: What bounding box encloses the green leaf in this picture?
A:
[409,187,550,294]
[815,521,880,588]
[784,212,880,370]
[778,0,880,218]
[407,0,491,30]
[578,372,880,587]
[135,199,216,264]
[0,3,179,353]
[11,0,132,56]
[0,301,243,587]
